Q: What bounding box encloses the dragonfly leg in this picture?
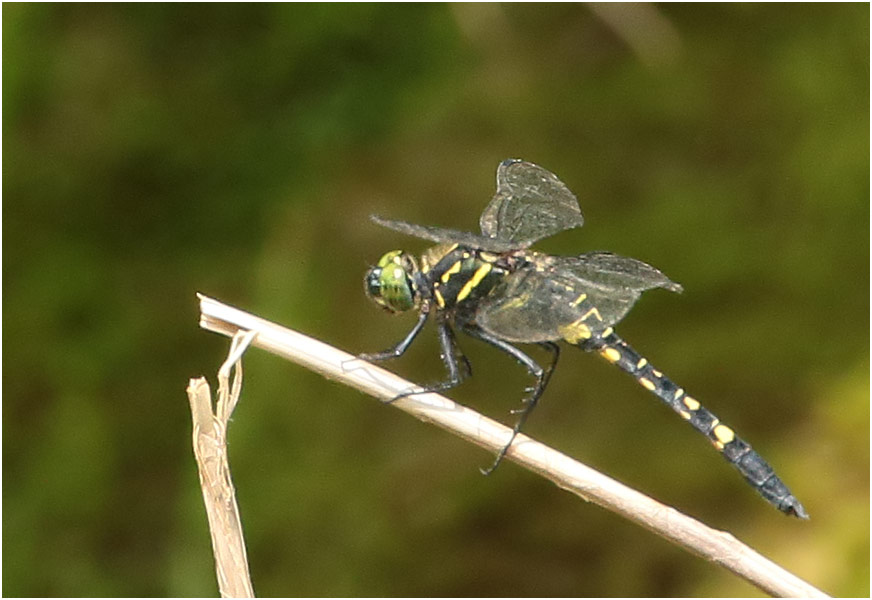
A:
[447,324,474,381]
[462,327,558,475]
[513,342,560,410]
[389,319,470,402]
[538,340,561,393]
[358,307,429,362]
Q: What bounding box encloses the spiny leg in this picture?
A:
[582,331,808,519]
[484,341,559,475]
[443,320,473,381]
[358,306,430,362]
[430,319,473,387]
[462,326,559,475]
[390,319,471,403]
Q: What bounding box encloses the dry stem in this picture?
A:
[194,293,827,598]
[188,330,258,598]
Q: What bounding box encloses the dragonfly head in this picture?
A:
[365,250,421,313]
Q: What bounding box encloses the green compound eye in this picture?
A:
[364,251,419,313]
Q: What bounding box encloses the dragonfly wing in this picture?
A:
[479,159,584,246]
[371,215,521,252]
[557,252,683,294]
[474,268,627,343]
[475,253,680,343]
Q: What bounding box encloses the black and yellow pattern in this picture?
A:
[362,159,807,518]
[584,332,807,518]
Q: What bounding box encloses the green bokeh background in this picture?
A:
[4,4,868,597]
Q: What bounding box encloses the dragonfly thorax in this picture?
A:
[364,250,422,313]
[420,244,513,314]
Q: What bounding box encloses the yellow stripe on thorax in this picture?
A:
[440,260,463,283]
[456,262,493,302]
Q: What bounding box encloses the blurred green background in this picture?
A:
[3,3,868,597]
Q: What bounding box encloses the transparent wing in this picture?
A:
[557,252,683,294]
[371,215,521,252]
[479,159,584,246]
[475,253,681,343]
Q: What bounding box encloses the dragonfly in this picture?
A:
[361,159,807,519]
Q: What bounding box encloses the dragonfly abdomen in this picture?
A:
[581,332,808,519]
